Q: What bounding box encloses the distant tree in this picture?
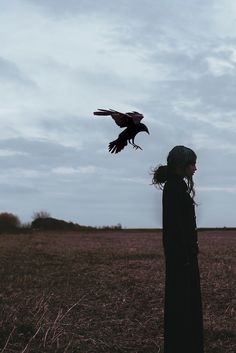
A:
[32,210,51,220]
[99,223,122,230]
[31,217,78,231]
[115,223,122,230]
[21,222,31,229]
[0,212,21,232]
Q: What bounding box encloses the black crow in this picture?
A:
[93,109,149,154]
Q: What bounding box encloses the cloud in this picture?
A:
[198,186,236,193]
[206,56,235,76]
[0,149,28,157]
[0,57,36,86]
[52,165,96,175]
[0,0,235,226]
[0,1,159,145]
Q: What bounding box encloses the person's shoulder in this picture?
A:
[164,176,186,193]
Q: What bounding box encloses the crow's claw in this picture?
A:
[132,144,142,150]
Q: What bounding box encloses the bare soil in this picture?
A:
[0,230,235,352]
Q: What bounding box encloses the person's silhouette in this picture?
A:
[152,145,204,353]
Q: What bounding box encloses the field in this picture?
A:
[0,230,235,353]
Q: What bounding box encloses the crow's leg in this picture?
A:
[128,139,143,150]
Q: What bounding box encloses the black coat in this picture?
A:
[162,175,204,353]
[162,174,199,265]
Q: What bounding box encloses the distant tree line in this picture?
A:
[0,211,123,233]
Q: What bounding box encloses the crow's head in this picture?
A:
[139,123,150,134]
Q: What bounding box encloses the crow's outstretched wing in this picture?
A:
[93,109,144,128]
[93,109,130,127]
[125,111,144,124]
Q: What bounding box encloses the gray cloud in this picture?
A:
[0,0,235,227]
[0,57,36,87]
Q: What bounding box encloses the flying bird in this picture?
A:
[93,109,149,154]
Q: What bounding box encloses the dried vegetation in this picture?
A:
[0,230,235,352]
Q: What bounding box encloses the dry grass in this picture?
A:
[0,230,235,353]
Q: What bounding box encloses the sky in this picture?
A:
[0,0,236,228]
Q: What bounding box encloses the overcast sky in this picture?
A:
[0,0,235,228]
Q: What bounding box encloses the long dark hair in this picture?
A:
[151,145,197,198]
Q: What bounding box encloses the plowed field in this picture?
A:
[0,230,235,352]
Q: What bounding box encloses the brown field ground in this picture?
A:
[0,230,235,353]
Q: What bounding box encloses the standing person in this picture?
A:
[152,145,204,353]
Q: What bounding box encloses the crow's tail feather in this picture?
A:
[108,138,127,154]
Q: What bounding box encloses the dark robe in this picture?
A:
[162,175,204,353]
